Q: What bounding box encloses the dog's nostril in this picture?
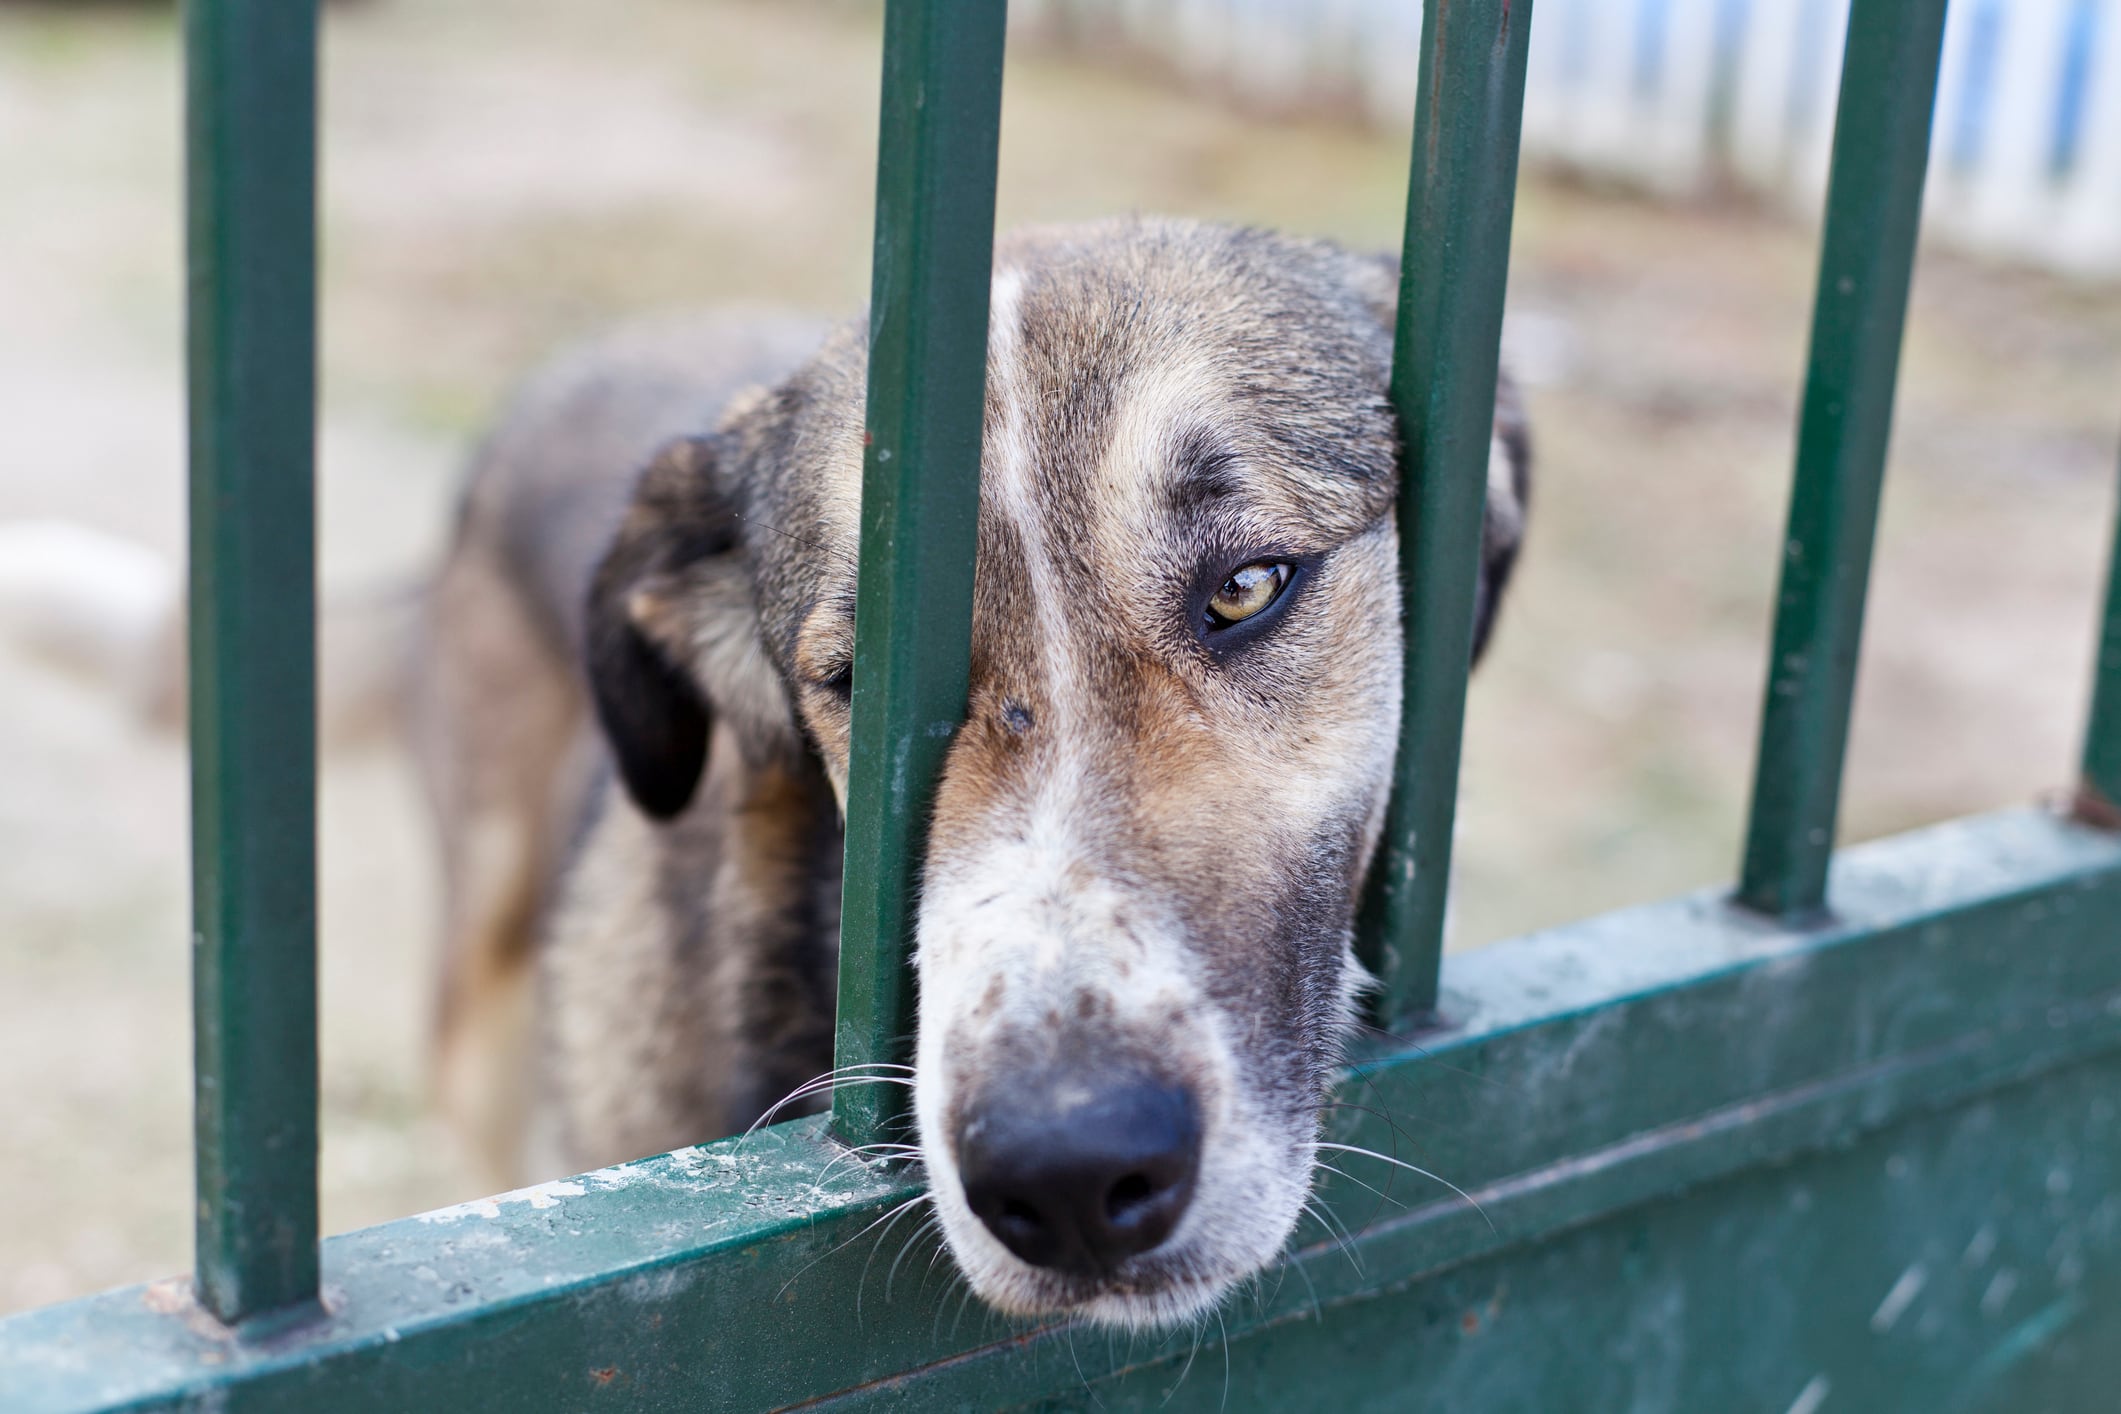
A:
[991,1198,1051,1256]
[957,1074,1200,1277]
[1105,1172,1154,1222]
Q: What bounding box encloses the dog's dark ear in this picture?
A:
[1471,370,1532,664]
[585,436,735,820]
[1359,249,1531,665]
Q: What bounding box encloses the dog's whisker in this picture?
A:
[1344,1041,1531,1101]
[852,1194,934,1324]
[758,1062,916,1108]
[773,1192,930,1305]
[1244,1265,1278,1320]
[743,1072,918,1139]
[881,1214,935,1305]
[1314,1160,1399,1209]
[1298,1197,1364,1277]
[808,1140,921,1190]
[1320,1097,1442,1149]
[744,1079,862,1135]
[1329,1067,1460,1173]
[768,1064,917,1102]
[1287,1246,1324,1325]
[913,1242,955,1306]
[1215,1306,1232,1414]
[946,1277,980,1344]
[1311,1161,1406,1238]
[1321,1077,1443,1230]
[1302,1187,1363,1249]
[924,1228,956,1277]
[884,1212,943,1304]
[1063,1320,1104,1406]
[1315,1142,1496,1232]
[855,1193,935,1322]
[1162,1308,1207,1406]
[929,1266,969,1344]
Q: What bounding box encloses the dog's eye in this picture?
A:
[816,663,853,701]
[1205,561,1291,629]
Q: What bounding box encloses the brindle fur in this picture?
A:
[419,218,1530,1325]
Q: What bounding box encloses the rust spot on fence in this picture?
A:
[2073,781,2121,832]
[141,1280,192,1317]
[138,1278,242,1345]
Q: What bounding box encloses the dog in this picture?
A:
[416,217,1530,1330]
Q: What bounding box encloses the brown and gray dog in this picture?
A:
[414,217,1529,1331]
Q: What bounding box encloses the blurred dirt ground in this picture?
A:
[2,0,2117,1315]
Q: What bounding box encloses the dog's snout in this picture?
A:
[956,1075,1200,1276]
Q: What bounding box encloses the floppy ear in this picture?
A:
[1358,248,1531,665]
[1471,368,1532,665]
[584,436,737,820]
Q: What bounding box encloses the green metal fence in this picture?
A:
[8,0,2121,1408]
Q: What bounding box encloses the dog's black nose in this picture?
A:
[956,1075,1201,1275]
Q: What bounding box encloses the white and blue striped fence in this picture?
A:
[1017,0,2121,277]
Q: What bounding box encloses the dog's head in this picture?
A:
[585,219,1529,1328]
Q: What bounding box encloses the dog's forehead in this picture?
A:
[752,222,1400,662]
[962,226,1399,628]
[987,224,1399,484]
[964,226,1398,596]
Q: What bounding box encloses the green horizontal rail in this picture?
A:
[831,0,1008,1151]
[2080,449,2121,826]
[1357,0,1535,1030]
[1736,0,1950,921]
[8,809,2120,1412]
[184,0,322,1324]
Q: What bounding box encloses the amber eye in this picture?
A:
[1205,561,1292,628]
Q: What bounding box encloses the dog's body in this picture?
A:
[411,313,832,1178]
[419,218,1529,1328]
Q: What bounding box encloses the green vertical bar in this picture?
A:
[186,0,321,1322]
[832,1,1007,1150]
[2079,454,2121,826]
[1356,0,1535,1032]
[1736,0,1949,921]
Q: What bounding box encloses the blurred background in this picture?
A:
[2,0,2117,1315]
